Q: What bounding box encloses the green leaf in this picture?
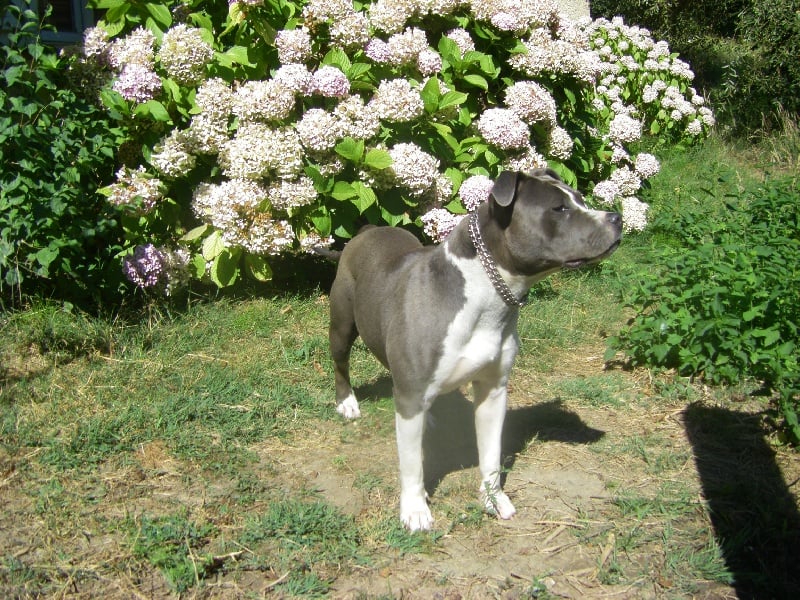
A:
[244,253,272,282]
[346,63,371,80]
[463,74,488,90]
[437,36,461,65]
[335,137,364,162]
[310,208,333,237]
[363,149,393,170]
[35,246,59,270]
[180,224,209,242]
[352,182,377,213]
[202,230,225,261]
[420,77,441,113]
[331,181,357,201]
[211,247,241,287]
[133,100,171,122]
[144,3,172,29]
[189,253,207,278]
[439,91,468,110]
[322,48,351,71]
[92,0,127,8]
[217,46,253,67]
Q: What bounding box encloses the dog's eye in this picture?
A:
[553,205,569,212]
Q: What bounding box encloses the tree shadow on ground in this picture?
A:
[684,402,800,599]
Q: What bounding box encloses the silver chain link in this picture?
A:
[468,212,526,308]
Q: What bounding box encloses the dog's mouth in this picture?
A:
[563,239,621,269]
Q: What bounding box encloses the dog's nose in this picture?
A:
[606,212,622,226]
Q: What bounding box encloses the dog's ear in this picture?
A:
[490,171,520,207]
[529,167,562,182]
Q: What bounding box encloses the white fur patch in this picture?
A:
[481,485,517,520]
[336,393,361,419]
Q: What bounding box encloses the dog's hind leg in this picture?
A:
[329,277,361,419]
[395,407,433,531]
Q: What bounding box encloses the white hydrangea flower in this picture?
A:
[421,208,464,243]
[192,179,298,254]
[186,113,229,155]
[387,27,429,66]
[107,166,163,212]
[220,124,304,179]
[621,196,649,232]
[368,0,410,34]
[329,12,372,49]
[686,119,703,136]
[608,113,642,144]
[295,108,339,152]
[311,65,350,98]
[477,108,530,150]
[388,142,440,196]
[504,81,557,125]
[459,175,494,211]
[194,77,233,121]
[417,48,443,75]
[273,63,313,95]
[445,28,475,56]
[334,96,382,140]
[158,24,214,85]
[610,166,641,196]
[503,145,548,172]
[365,38,393,63]
[109,27,155,69]
[151,129,196,178]
[112,63,161,102]
[591,180,621,205]
[267,176,318,211]
[275,28,312,64]
[634,153,660,179]
[232,80,295,123]
[369,79,424,122]
[547,126,574,160]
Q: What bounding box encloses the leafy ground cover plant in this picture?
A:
[607,176,800,443]
[73,0,712,294]
[0,1,129,307]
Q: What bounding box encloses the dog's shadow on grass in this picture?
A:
[423,392,605,494]
[356,377,604,496]
[684,402,800,599]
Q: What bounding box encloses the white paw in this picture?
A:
[400,496,434,531]
[481,487,516,520]
[336,393,361,420]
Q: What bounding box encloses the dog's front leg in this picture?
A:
[395,409,433,531]
[473,380,516,520]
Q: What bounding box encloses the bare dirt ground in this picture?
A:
[2,340,799,599]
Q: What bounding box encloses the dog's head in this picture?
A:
[488,169,622,275]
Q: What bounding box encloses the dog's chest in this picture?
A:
[425,253,519,396]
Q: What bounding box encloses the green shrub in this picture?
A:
[607,176,800,443]
[0,1,130,307]
[78,0,710,293]
[728,0,800,131]
[591,0,800,133]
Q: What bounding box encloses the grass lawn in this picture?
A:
[1,135,799,598]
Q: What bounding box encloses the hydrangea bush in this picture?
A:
[79,0,712,292]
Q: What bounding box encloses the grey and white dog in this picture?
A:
[327,169,622,530]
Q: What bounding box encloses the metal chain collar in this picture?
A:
[468,211,527,308]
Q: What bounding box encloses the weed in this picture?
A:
[553,374,631,407]
[129,512,217,592]
[240,497,363,594]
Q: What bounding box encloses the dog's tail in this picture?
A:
[311,246,342,262]
[311,224,377,262]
